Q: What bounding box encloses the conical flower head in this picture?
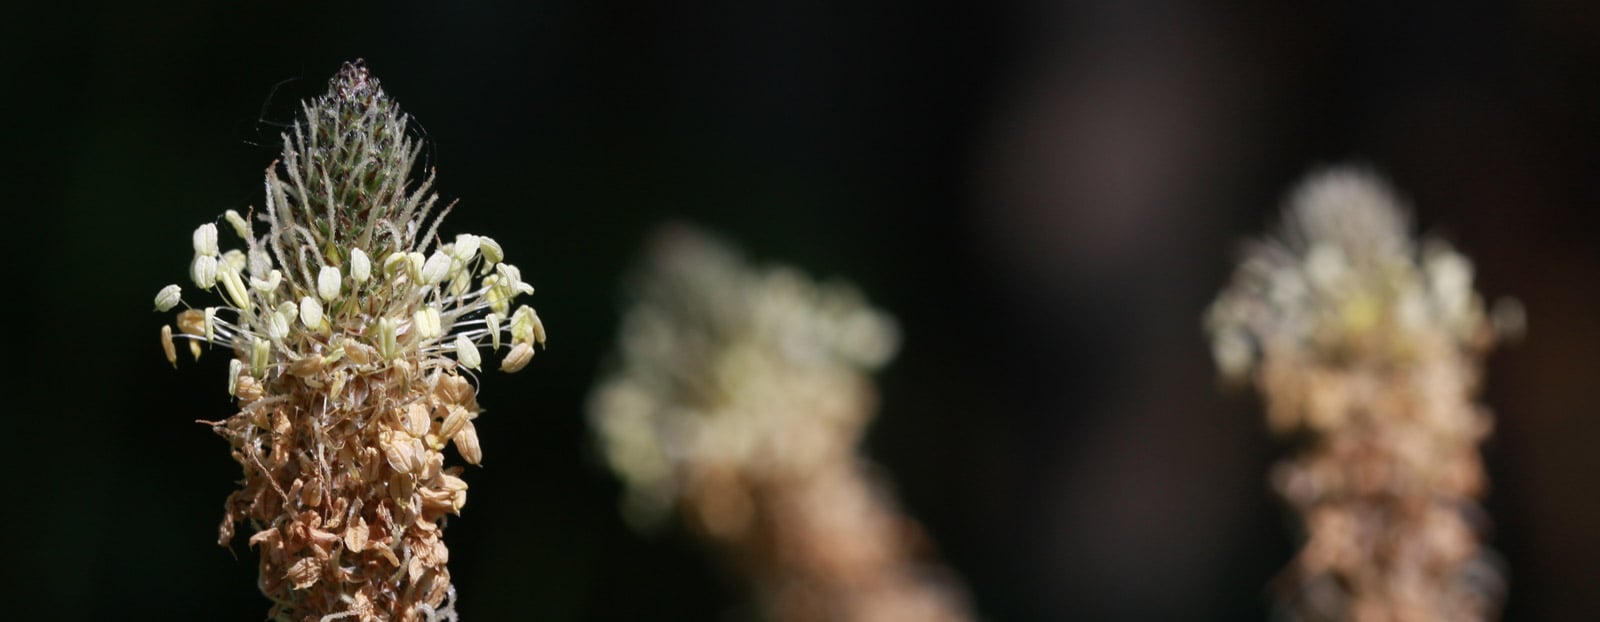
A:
[153,61,546,621]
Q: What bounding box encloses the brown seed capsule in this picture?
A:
[380,431,414,474]
[401,403,431,438]
[438,405,471,441]
[453,422,482,465]
[289,354,324,377]
[501,342,534,372]
[287,556,321,590]
[177,308,207,337]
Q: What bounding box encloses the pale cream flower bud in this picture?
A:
[251,269,283,293]
[318,266,342,302]
[454,334,481,369]
[219,265,252,312]
[485,313,502,350]
[421,250,452,285]
[510,305,545,345]
[299,296,324,329]
[193,223,219,256]
[452,234,481,262]
[222,249,247,273]
[479,236,504,264]
[376,317,400,361]
[350,248,371,283]
[406,252,426,282]
[191,254,219,289]
[414,306,442,340]
[251,337,271,378]
[154,284,183,312]
[227,359,243,396]
[224,209,250,239]
[267,307,291,342]
[383,251,409,278]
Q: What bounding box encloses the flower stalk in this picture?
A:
[589,225,973,622]
[155,61,544,621]
[1206,168,1515,620]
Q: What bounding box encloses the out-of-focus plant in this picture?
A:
[589,225,973,622]
[1206,167,1520,621]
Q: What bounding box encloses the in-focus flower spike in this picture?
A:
[154,284,183,312]
[153,61,544,620]
[317,266,342,302]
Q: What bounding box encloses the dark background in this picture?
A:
[5,1,1600,619]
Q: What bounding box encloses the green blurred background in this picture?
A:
[6,1,1600,619]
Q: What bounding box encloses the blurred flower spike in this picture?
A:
[1206,166,1514,620]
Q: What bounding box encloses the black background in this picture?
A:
[6,1,1600,619]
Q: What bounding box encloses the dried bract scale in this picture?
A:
[153,60,544,621]
[589,225,972,622]
[1205,167,1512,621]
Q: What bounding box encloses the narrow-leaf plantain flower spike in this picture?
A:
[151,61,545,620]
[154,284,182,312]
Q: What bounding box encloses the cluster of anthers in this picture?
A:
[154,61,543,621]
